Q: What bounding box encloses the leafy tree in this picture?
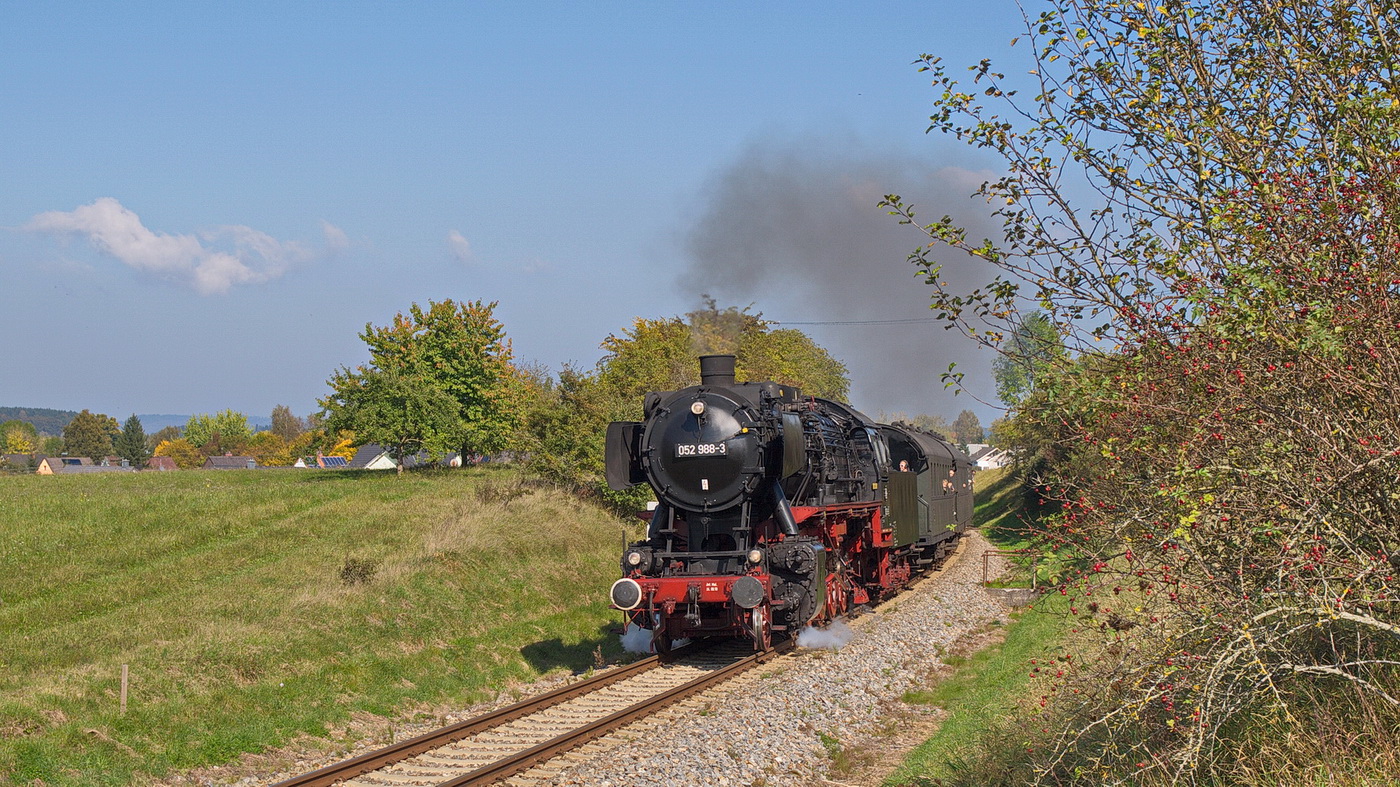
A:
[153,438,203,470]
[323,299,523,457]
[0,420,38,454]
[595,316,697,402]
[322,367,461,474]
[886,0,1400,779]
[245,432,294,467]
[685,299,851,399]
[522,308,850,511]
[738,328,848,400]
[40,436,63,455]
[324,431,357,461]
[269,404,305,442]
[62,410,119,461]
[183,410,251,450]
[113,414,150,467]
[991,311,1065,406]
[146,425,182,451]
[950,409,983,445]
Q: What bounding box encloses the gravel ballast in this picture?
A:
[534,530,1013,786]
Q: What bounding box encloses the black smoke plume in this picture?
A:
[679,137,1002,422]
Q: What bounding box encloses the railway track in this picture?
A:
[270,640,793,787]
[271,539,967,787]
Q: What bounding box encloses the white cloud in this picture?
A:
[321,221,349,252]
[447,229,473,263]
[25,197,334,295]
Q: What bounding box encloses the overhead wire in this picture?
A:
[766,317,942,325]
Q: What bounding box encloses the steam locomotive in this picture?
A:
[606,355,973,651]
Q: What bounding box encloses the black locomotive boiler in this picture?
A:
[606,354,974,651]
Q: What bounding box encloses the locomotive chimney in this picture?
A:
[699,354,737,387]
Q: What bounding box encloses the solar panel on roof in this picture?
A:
[321,456,349,467]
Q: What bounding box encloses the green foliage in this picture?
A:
[991,312,1065,406]
[688,298,850,400]
[112,414,150,468]
[521,307,850,511]
[951,410,983,446]
[183,410,251,450]
[61,410,119,461]
[322,367,462,473]
[323,299,524,458]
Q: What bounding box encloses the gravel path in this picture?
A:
[525,530,1012,786]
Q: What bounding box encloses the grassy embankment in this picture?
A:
[0,466,639,786]
[885,467,1073,786]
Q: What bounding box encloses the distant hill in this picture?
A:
[0,409,273,436]
[0,407,78,436]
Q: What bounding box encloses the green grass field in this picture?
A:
[0,466,639,786]
[884,467,1074,786]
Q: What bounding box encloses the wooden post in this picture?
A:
[120,664,129,715]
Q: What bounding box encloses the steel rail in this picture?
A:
[267,646,687,787]
[439,638,795,786]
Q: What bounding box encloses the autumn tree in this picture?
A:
[323,299,523,458]
[244,432,294,467]
[269,404,305,441]
[0,420,38,455]
[62,410,119,461]
[153,438,203,470]
[113,414,150,467]
[146,425,181,451]
[885,0,1400,780]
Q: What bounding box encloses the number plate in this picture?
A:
[674,442,727,458]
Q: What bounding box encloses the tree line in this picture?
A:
[4,297,978,479]
[318,296,975,491]
[0,405,333,471]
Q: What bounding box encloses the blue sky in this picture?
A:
[1,2,1027,427]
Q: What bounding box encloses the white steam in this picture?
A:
[796,619,856,650]
[619,622,691,654]
[620,623,654,654]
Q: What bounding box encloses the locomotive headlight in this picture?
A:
[747,548,764,565]
[625,550,645,567]
[690,400,706,415]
